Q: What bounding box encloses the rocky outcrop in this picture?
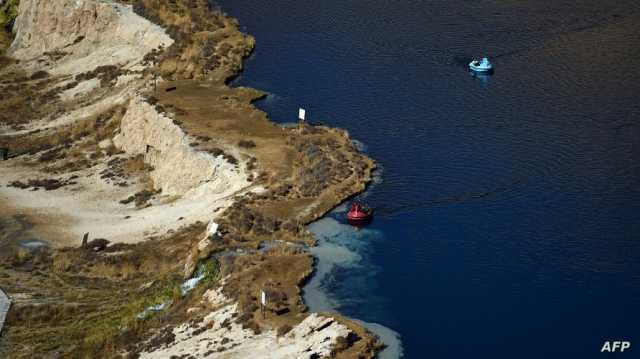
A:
[6,0,244,198]
[0,289,10,336]
[114,96,248,197]
[141,288,351,358]
[0,1,382,358]
[9,0,172,74]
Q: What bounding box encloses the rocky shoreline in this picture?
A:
[0,0,382,358]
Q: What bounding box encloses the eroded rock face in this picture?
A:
[114,96,248,197]
[9,0,173,74]
[1,1,380,357]
[141,289,351,359]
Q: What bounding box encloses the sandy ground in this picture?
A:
[0,2,253,248]
[0,158,252,247]
[0,1,384,358]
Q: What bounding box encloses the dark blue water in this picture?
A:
[216,0,640,357]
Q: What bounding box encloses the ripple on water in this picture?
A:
[216,0,640,356]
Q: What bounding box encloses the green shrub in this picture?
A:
[0,0,19,29]
[199,258,221,286]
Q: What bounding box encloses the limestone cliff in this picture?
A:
[9,0,172,74]
[114,95,248,197]
[1,0,252,245]
[0,0,381,358]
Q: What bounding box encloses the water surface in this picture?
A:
[216,1,640,357]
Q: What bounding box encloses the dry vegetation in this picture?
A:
[0,223,206,358]
[0,104,127,173]
[118,0,254,81]
[0,65,60,130]
[0,0,18,51]
[0,221,380,358]
[0,0,380,358]
[152,79,375,226]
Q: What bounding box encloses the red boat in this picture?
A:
[347,202,373,224]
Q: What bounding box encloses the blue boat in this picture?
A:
[469,57,493,72]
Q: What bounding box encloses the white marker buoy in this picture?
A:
[298,108,306,121]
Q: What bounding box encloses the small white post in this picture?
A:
[260,290,267,318]
[298,108,306,122]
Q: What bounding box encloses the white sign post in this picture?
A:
[298,108,306,122]
[260,290,267,318]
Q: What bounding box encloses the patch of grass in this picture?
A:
[62,279,181,355]
[8,176,77,191]
[75,65,124,87]
[130,0,252,80]
[198,258,221,287]
[30,70,50,80]
[5,272,183,357]
[119,189,158,208]
[238,139,256,148]
[0,0,19,30]
[277,324,292,337]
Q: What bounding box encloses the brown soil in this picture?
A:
[152,79,374,224]
[0,223,206,358]
[0,0,380,358]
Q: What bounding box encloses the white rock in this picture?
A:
[59,78,100,101]
[98,138,113,150]
[206,221,219,237]
[114,96,248,197]
[9,0,173,75]
[139,302,352,359]
[203,287,229,308]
